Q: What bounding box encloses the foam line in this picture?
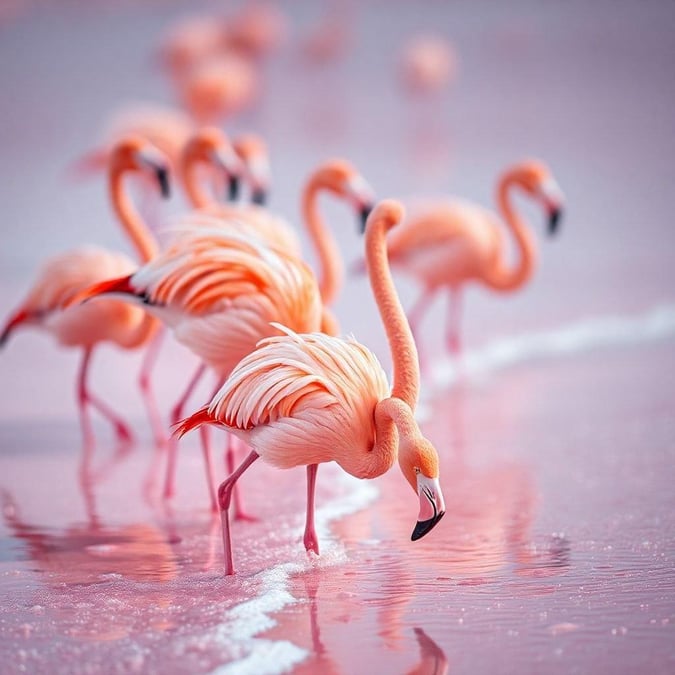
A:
[210,473,379,675]
[430,304,675,390]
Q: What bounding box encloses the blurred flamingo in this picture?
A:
[383,160,564,361]
[1,138,169,450]
[176,200,446,575]
[400,34,457,95]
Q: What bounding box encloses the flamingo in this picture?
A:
[399,34,457,95]
[176,199,446,575]
[383,159,564,360]
[1,137,169,450]
[71,221,324,513]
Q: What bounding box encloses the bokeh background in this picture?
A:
[1,1,674,673]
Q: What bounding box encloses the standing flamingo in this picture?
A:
[383,159,564,360]
[176,199,446,575]
[1,137,169,450]
[71,222,324,513]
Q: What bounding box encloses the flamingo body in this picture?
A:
[387,199,504,290]
[187,324,390,472]
[80,224,322,378]
[11,247,146,349]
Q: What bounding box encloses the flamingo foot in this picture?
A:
[303,529,320,556]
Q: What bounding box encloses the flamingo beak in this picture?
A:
[137,149,171,199]
[539,178,564,237]
[1,309,31,347]
[359,204,373,234]
[251,187,267,205]
[347,174,376,234]
[211,148,242,202]
[411,476,445,541]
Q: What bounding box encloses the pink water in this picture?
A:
[1,1,674,673]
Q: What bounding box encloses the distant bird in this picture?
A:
[176,200,446,575]
[399,34,457,95]
[2,137,169,449]
[384,159,564,360]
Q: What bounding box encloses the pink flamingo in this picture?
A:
[1,137,168,450]
[399,34,457,95]
[384,159,564,360]
[176,199,446,575]
[71,221,324,513]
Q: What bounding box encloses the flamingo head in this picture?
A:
[183,127,243,201]
[308,159,376,233]
[511,160,565,236]
[398,433,446,541]
[111,136,171,199]
[233,133,271,205]
[0,308,42,347]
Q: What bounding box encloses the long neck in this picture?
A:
[109,169,159,263]
[182,155,213,209]
[302,181,344,306]
[366,213,420,411]
[483,175,537,291]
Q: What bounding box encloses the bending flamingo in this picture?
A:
[384,159,564,360]
[72,223,323,511]
[1,137,169,449]
[176,199,446,575]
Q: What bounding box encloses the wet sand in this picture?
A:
[1,1,675,673]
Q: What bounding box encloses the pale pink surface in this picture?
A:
[1,1,675,674]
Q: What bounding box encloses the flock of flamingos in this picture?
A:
[1,4,565,576]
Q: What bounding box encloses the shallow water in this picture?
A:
[1,0,675,673]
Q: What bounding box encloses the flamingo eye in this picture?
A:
[414,467,421,475]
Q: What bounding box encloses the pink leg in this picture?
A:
[407,289,436,373]
[303,464,320,555]
[445,288,463,355]
[226,436,258,522]
[76,348,96,452]
[163,362,208,500]
[218,450,259,575]
[138,328,167,448]
[77,348,132,446]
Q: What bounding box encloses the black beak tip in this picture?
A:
[156,166,171,199]
[359,204,373,234]
[251,188,267,206]
[0,330,9,348]
[228,175,240,202]
[411,511,445,541]
[548,207,562,236]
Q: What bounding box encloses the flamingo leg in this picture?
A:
[86,390,134,444]
[303,464,320,554]
[163,362,207,500]
[445,287,463,355]
[407,289,436,373]
[138,327,167,448]
[76,347,97,451]
[225,436,258,522]
[218,450,259,575]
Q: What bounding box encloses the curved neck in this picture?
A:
[343,397,421,479]
[109,169,159,263]
[484,176,537,291]
[366,212,420,411]
[182,155,214,209]
[302,181,344,306]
